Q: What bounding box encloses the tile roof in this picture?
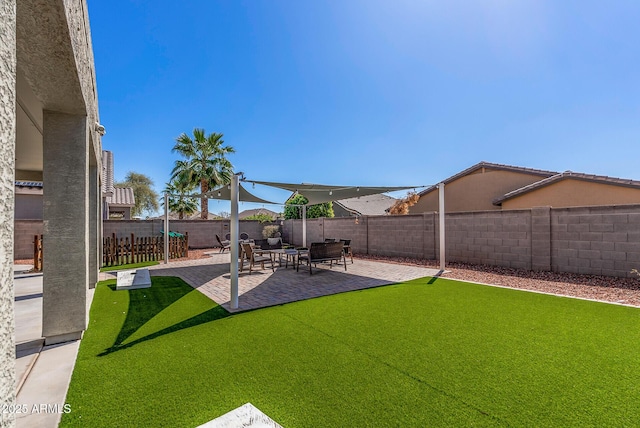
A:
[106,187,135,207]
[493,171,640,205]
[418,161,558,196]
[239,208,280,219]
[334,193,397,216]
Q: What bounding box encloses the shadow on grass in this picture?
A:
[100,277,229,356]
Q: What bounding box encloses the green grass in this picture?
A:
[100,260,159,272]
[61,276,640,427]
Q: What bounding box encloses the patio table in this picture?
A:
[269,248,302,269]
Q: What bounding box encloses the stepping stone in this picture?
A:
[197,403,282,428]
[116,269,151,290]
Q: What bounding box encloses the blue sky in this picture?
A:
[88,0,640,216]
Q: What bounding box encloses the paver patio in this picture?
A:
[100,253,442,312]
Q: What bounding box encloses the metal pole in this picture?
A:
[164,192,169,264]
[230,174,240,309]
[438,182,445,270]
[302,205,307,247]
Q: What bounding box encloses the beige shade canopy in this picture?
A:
[244,180,425,205]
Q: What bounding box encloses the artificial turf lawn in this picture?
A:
[61,276,640,427]
[99,260,159,272]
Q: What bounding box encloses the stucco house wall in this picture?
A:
[501,179,640,210]
[2,0,104,420]
[0,0,18,420]
[411,167,553,213]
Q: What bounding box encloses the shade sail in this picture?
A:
[202,183,276,204]
[172,183,276,204]
[245,180,426,205]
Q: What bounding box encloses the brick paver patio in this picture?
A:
[100,253,442,312]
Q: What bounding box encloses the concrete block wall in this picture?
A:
[368,214,429,258]
[444,210,532,269]
[14,220,44,259]
[551,204,640,277]
[323,216,369,254]
[18,205,640,278]
[103,219,281,249]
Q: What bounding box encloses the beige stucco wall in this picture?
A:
[0,0,17,423]
[502,179,640,210]
[411,169,551,213]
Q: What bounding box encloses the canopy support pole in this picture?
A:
[230,174,240,309]
[164,192,169,264]
[438,182,445,270]
[302,205,307,247]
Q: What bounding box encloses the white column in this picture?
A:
[164,192,169,264]
[302,205,307,247]
[438,182,445,270]
[230,174,240,309]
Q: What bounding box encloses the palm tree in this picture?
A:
[171,128,234,219]
[162,175,198,220]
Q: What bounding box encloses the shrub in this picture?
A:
[262,225,280,239]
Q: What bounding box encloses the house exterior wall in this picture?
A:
[0,0,17,421]
[411,169,550,213]
[15,193,43,219]
[15,0,103,345]
[501,179,640,210]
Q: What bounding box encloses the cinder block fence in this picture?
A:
[14,204,640,278]
[282,204,640,278]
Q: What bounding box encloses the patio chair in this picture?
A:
[297,242,346,275]
[340,239,353,264]
[240,232,249,241]
[241,243,274,274]
[216,234,231,253]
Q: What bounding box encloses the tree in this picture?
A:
[171,128,235,219]
[284,194,334,219]
[388,191,420,215]
[162,175,198,220]
[116,172,159,217]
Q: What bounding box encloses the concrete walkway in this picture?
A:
[100,253,442,312]
[13,273,93,428]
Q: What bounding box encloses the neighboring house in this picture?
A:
[494,171,640,209]
[239,208,280,220]
[101,150,135,219]
[410,161,640,213]
[149,211,222,220]
[2,0,104,412]
[411,162,556,213]
[15,180,43,219]
[333,194,397,217]
[106,187,136,219]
